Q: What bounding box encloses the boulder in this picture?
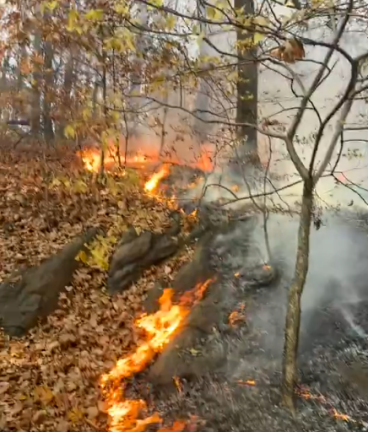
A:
[0,228,98,337]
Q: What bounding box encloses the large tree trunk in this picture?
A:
[234,0,259,166]
[282,180,314,411]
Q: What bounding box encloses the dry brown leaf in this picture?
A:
[56,419,70,432]
[86,406,99,419]
[9,400,23,417]
[47,340,60,352]
[67,407,84,423]
[98,400,108,413]
[270,38,305,64]
[32,409,47,424]
[0,382,10,395]
[34,386,54,405]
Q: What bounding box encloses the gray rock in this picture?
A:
[108,230,179,294]
[0,228,98,337]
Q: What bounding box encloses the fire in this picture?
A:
[101,279,214,432]
[77,147,153,173]
[297,386,357,423]
[144,164,171,192]
[332,410,354,422]
[228,303,246,327]
[237,379,256,386]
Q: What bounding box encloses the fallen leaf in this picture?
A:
[86,406,99,419]
[34,386,54,404]
[32,410,47,424]
[0,382,10,395]
[56,419,69,432]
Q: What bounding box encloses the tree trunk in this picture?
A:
[43,35,55,143]
[127,4,148,137]
[57,48,75,137]
[234,0,259,166]
[31,24,41,136]
[193,0,212,142]
[282,180,314,412]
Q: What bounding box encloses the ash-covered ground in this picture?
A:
[138,210,368,432]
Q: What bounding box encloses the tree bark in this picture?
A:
[56,48,75,138]
[127,4,148,137]
[43,33,55,143]
[31,17,41,136]
[193,0,212,142]
[234,0,259,166]
[282,180,314,412]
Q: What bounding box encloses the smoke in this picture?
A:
[245,212,368,353]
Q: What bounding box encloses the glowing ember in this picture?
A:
[297,386,327,403]
[173,376,183,394]
[229,303,246,327]
[332,409,354,422]
[144,164,171,192]
[101,279,214,432]
[238,379,256,386]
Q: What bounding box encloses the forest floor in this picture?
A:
[0,148,194,432]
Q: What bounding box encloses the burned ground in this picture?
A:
[132,212,368,432]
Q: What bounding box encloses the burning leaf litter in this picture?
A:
[0,149,199,431]
[297,385,359,424]
[100,279,214,432]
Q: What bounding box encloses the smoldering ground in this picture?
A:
[143,211,368,432]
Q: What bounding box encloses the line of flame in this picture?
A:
[100,279,214,432]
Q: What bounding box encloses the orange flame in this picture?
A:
[101,279,214,432]
[144,164,171,192]
[77,146,155,173]
[237,379,256,386]
[332,410,354,422]
[229,303,246,327]
[77,142,214,176]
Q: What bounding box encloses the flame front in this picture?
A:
[144,164,171,192]
[101,279,214,432]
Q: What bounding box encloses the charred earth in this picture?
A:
[123,211,368,432]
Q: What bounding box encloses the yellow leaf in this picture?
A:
[50,178,61,187]
[253,16,269,27]
[67,9,79,31]
[85,9,104,21]
[124,29,135,51]
[82,107,92,120]
[64,124,76,139]
[114,3,129,15]
[68,407,84,423]
[148,0,163,7]
[76,250,88,264]
[74,179,88,193]
[254,33,265,44]
[34,386,54,405]
[206,6,222,20]
[62,179,71,188]
[166,15,176,30]
[41,1,59,13]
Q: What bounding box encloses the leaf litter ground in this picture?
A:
[0,149,194,432]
